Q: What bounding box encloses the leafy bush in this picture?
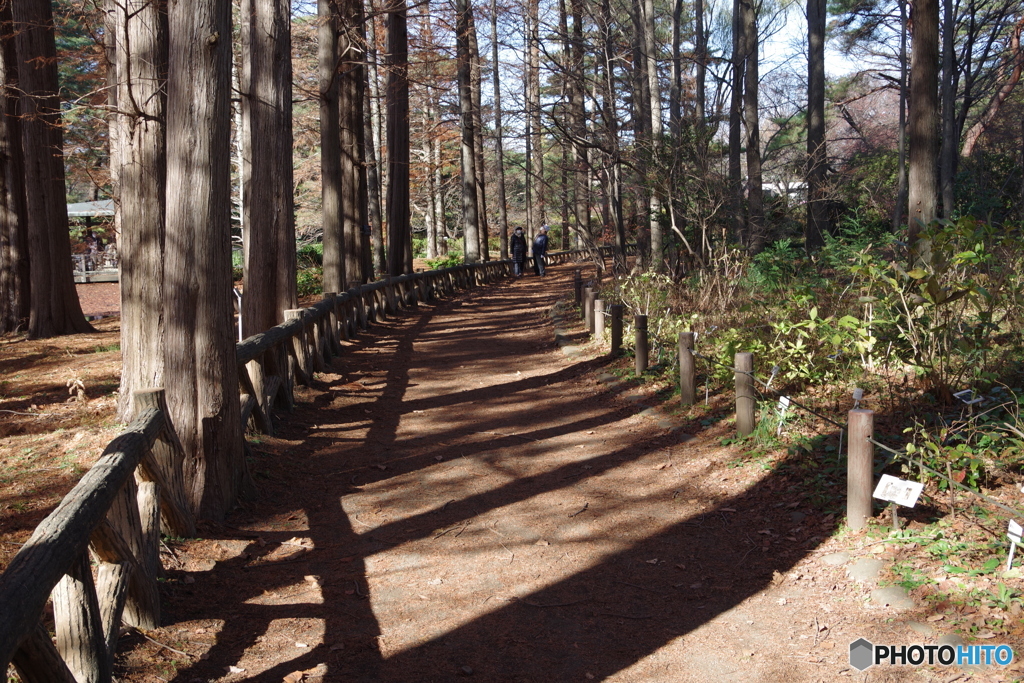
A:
[297,242,323,268]
[424,253,463,270]
[296,267,323,297]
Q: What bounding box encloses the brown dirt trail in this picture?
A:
[122,263,1000,683]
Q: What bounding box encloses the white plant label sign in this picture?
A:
[872,474,925,508]
[1009,520,1023,545]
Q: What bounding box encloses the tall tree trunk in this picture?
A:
[468,8,489,260]
[908,0,940,262]
[695,0,707,136]
[742,0,764,254]
[939,0,955,217]
[0,2,29,334]
[241,0,296,336]
[423,132,437,258]
[341,0,366,284]
[165,0,244,519]
[385,0,411,275]
[600,0,625,264]
[457,0,481,262]
[366,2,386,276]
[13,0,93,338]
[643,0,664,270]
[432,128,445,253]
[320,0,345,292]
[490,0,509,258]
[669,0,683,138]
[570,0,589,242]
[528,0,543,236]
[728,0,746,248]
[893,0,908,230]
[805,0,827,251]
[115,0,169,420]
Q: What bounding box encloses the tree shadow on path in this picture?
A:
[165,265,841,683]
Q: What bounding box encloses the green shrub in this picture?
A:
[424,253,463,270]
[296,267,323,297]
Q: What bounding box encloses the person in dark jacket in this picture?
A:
[532,225,549,276]
[510,226,528,276]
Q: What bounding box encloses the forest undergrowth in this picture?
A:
[590,217,1024,639]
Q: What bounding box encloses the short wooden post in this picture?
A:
[679,331,696,405]
[284,309,312,385]
[610,304,623,357]
[735,352,755,437]
[323,293,342,355]
[847,409,874,530]
[635,315,648,374]
[594,299,606,342]
[53,552,109,683]
[583,287,593,330]
[573,269,583,305]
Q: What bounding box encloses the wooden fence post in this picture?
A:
[635,315,648,374]
[574,269,583,305]
[585,288,596,334]
[847,409,874,530]
[610,304,623,357]
[323,293,342,355]
[132,389,195,537]
[284,309,312,385]
[52,552,108,683]
[735,352,755,437]
[679,332,696,405]
[594,299,606,342]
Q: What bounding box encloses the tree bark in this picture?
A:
[893,0,909,230]
[728,0,746,248]
[385,0,411,275]
[320,0,345,292]
[114,0,169,421]
[939,0,956,217]
[366,4,386,276]
[490,0,509,259]
[468,8,489,260]
[599,0,625,265]
[805,0,827,251]
[340,0,366,284]
[643,0,664,270]
[457,0,481,263]
[240,0,296,337]
[742,0,764,254]
[570,0,589,241]
[165,0,245,519]
[527,0,542,237]
[908,0,940,259]
[0,2,28,334]
[13,0,93,338]
[669,0,682,138]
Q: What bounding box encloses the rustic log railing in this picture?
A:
[0,247,611,682]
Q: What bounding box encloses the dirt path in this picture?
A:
[124,263,1015,683]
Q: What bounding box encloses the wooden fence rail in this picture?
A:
[0,247,609,682]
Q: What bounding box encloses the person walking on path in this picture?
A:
[510,226,528,276]
[532,225,549,276]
